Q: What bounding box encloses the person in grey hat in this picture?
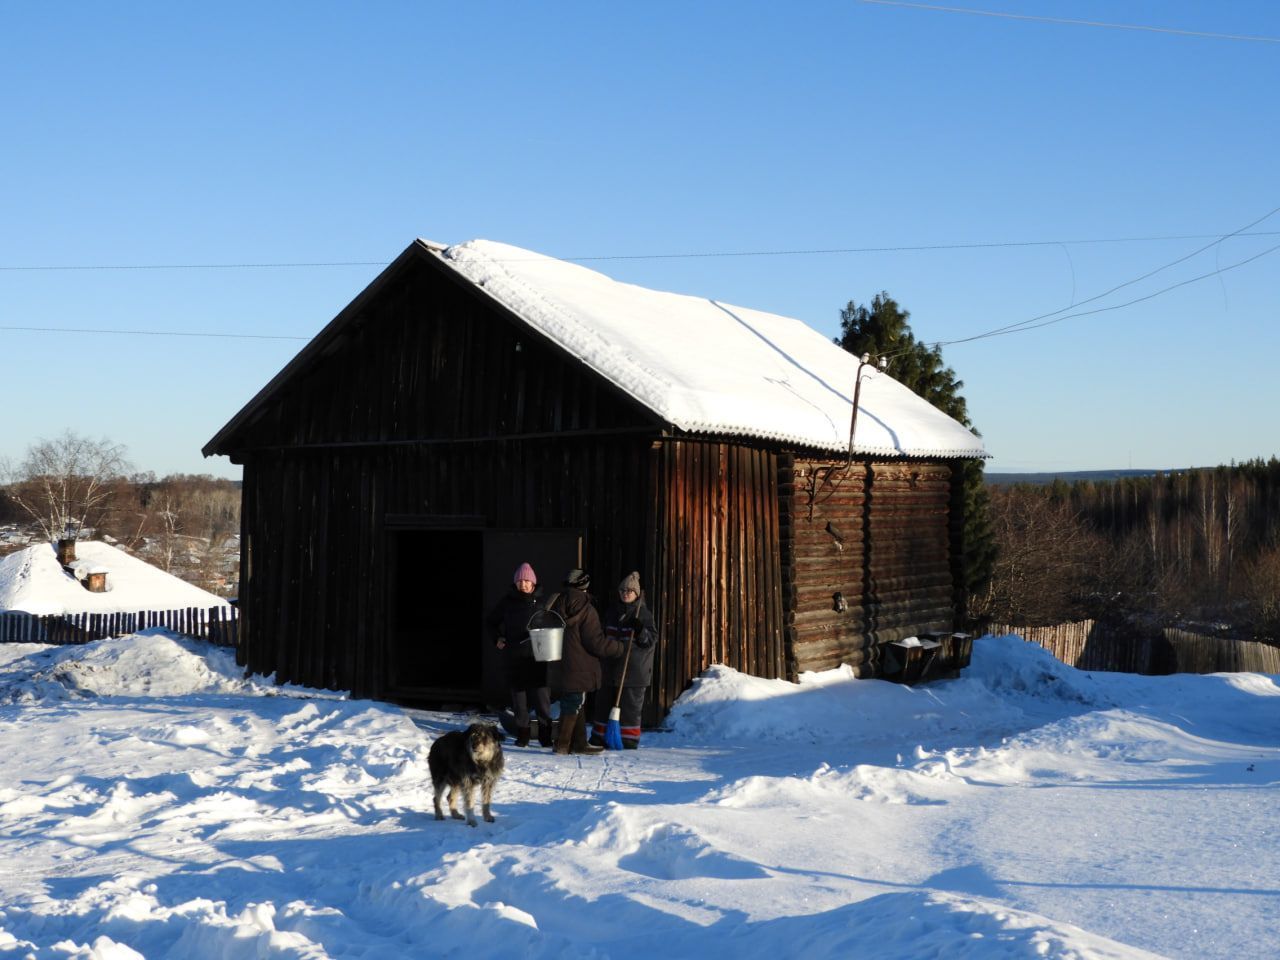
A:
[547,568,624,754]
[592,570,658,749]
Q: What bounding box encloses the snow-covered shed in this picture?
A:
[203,239,986,713]
[0,540,232,643]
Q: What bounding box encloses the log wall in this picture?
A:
[781,456,958,677]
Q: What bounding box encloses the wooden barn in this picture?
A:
[203,239,987,716]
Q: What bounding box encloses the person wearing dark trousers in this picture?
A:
[548,569,624,755]
[593,571,658,750]
[485,562,554,748]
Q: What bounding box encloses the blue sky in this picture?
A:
[2,1,1277,479]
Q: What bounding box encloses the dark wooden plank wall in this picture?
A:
[651,440,785,712]
[229,255,664,697]
[781,456,957,677]
[237,435,655,698]
[231,259,656,452]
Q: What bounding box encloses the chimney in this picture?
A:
[57,538,77,566]
[84,569,108,593]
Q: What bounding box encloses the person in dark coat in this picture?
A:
[548,569,624,755]
[592,571,658,749]
[485,562,553,748]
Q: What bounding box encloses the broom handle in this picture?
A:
[613,635,634,710]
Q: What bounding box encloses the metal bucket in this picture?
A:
[527,609,566,662]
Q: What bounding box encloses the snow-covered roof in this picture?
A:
[0,541,230,616]
[433,239,986,459]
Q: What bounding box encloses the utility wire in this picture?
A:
[13,234,1278,345]
[854,204,1280,363]
[945,238,1280,345]
[0,260,385,272]
[0,324,308,341]
[6,212,1279,343]
[948,204,1280,343]
[4,231,1280,272]
[856,0,1280,44]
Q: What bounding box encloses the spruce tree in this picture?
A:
[835,293,996,607]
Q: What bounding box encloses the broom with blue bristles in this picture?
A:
[603,635,634,751]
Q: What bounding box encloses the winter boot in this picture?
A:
[553,713,578,754]
[570,711,604,755]
[537,720,554,748]
[588,721,606,748]
[514,725,531,748]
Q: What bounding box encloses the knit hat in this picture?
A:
[618,571,641,595]
[565,568,590,589]
[513,562,537,585]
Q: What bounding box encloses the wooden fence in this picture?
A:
[0,605,239,648]
[990,620,1280,675]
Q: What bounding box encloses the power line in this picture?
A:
[0,260,384,273]
[12,233,1278,346]
[944,238,1280,346]
[6,210,1279,343]
[3,231,1280,272]
[856,0,1280,44]
[950,205,1280,342]
[0,325,308,341]
[859,204,1280,361]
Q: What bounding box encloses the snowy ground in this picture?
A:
[0,633,1276,959]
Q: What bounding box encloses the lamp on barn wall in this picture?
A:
[846,353,888,464]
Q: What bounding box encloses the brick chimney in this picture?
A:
[56,538,77,566]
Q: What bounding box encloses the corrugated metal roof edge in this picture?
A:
[675,419,989,459]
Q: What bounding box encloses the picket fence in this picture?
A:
[0,605,239,648]
[989,619,1280,675]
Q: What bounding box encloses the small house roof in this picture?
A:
[0,542,230,616]
[432,240,985,458]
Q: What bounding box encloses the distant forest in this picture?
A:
[977,458,1280,639]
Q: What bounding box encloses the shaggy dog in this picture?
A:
[428,722,505,827]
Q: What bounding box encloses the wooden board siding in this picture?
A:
[236,435,656,700]
[651,440,786,710]
[781,456,958,677]
[226,256,658,455]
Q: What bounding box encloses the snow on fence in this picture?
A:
[0,605,239,648]
[991,620,1280,675]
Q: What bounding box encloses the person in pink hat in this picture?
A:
[485,562,553,747]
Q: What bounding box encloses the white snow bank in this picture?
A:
[665,635,1107,745]
[0,630,336,703]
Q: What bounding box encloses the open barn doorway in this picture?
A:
[387,528,485,702]
[386,525,581,705]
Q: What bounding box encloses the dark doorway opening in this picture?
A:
[388,528,484,701]
[386,525,582,706]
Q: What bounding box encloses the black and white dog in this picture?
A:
[428,722,505,827]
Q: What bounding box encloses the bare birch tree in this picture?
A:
[3,431,130,542]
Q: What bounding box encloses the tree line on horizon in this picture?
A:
[977,459,1280,639]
